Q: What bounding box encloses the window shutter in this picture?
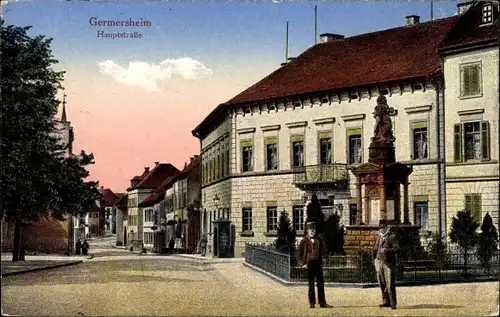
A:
[473,194,482,223]
[465,194,472,212]
[462,66,470,96]
[470,65,480,95]
[481,121,490,161]
[454,124,462,162]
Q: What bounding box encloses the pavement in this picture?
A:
[1,257,499,316]
[1,235,498,316]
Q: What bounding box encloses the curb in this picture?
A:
[1,260,83,277]
[243,262,499,288]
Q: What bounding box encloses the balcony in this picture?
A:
[293,164,349,188]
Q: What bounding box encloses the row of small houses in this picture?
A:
[112,155,202,253]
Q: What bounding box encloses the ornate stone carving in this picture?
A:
[368,95,396,164]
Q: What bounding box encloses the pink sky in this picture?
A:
[60,69,264,193]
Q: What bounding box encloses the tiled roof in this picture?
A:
[225,16,459,106]
[115,193,128,209]
[133,163,180,190]
[192,16,461,138]
[138,176,176,207]
[100,188,119,206]
[138,156,199,208]
[440,2,498,52]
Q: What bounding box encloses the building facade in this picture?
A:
[193,2,499,257]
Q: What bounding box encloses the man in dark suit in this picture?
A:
[373,220,398,309]
[299,222,332,309]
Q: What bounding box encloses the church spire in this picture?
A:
[61,90,67,122]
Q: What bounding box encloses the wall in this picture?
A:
[1,216,69,254]
[443,46,499,229]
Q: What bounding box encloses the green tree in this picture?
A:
[449,209,479,274]
[477,212,499,272]
[274,209,296,254]
[324,213,345,255]
[1,21,100,261]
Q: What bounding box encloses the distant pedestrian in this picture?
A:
[82,239,89,256]
[168,238,175,254]
[373,220,398,310]
[75,239,82,255]
[299,222,332,309]
[200,234,208,257]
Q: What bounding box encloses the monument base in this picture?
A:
[368,142,395,164]
[344,224,422,256]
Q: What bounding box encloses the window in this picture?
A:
[414,202,428,231]
[292,206,304,231]
[348,130,362,164]
[349,204,357,225]
[465,194,482,223]
[291,136,304,167]
[144,232,153,245]
[266,137,278,171]
[319,137,332,164]
[267,207,278,232]
[482,3,493,24]
[215,154,220,179]
[460,63,481,97]
[221,152,225,177]
[145,208,154,222]
[241,141,253,172]
[225,148,230,176]
[242,208,252,232]
[412,122,428,160]
[454,121,490,162]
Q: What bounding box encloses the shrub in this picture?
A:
[449,209,479,274]
[324,213,345,255]
[477,212,499,272]
[274,209,296,254]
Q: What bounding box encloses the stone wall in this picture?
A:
[1,217,69,254]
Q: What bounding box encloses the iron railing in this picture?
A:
[293,164,349,184]
[245,243,499,284]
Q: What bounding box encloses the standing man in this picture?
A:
[373,220,398,309]
[299,222,332,309]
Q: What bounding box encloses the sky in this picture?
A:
[2,0,460,193]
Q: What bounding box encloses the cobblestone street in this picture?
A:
[1,257,498,316]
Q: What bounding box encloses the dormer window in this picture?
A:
[482,3,493,24]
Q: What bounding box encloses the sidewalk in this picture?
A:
[1,259,83,277]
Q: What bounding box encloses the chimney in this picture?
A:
[145,167,150,173]
[155,162,159,166]
[405,15,420,26]
[319,33,345,43]
[456,1,474,15]
[184,162,188,169]
[287,57,296,63]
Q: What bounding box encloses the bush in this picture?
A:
[274,209,296,254]
[426,232,448,268]
[449,209,479,274]
[324,213,345,255]
[358,250,377,283]
[477,212,499,272]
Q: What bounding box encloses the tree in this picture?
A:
[477,212,499,272]
[1,21,100,261]
[449,209,479,274]
[274,209,296,254]
[324,213,345,255]
[306,195,325,235]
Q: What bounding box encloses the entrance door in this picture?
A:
[123,227,127,245]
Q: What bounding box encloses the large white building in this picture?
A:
[192,1,499,257]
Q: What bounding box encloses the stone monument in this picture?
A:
[344,95,421,254]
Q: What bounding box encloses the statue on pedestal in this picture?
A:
[368,95,396,164]
[372,95,396,145]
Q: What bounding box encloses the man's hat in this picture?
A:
[305,222,316,230]
[379,219,388,228]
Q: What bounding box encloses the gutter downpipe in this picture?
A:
[434,70,447,247]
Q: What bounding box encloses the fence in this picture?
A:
[245,243,499,284]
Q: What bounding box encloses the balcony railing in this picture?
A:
[293,164,349,184]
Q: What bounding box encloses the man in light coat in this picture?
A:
[373,219,398,309]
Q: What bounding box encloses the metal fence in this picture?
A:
[245,243,499,284]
